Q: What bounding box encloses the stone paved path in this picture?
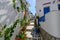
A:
[25,20,42,40]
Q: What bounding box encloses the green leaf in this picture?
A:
[13,3,16,9]
[10,30,14,33]
[19,0,22,3]
[0,31,2,37]
[4,24,7,29]
[10,33,13,37]
[21,3,25,10]
[4,35,10,40]
[5,28,11,35]
[20,19,25,26]
[13,0,15,2]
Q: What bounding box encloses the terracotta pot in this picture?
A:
[15,38,22,40]
[24,35,27,38]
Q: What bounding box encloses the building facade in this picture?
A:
[36,0,60,39]
[36,0,60,17]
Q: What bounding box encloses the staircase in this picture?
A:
[25,20,42,40]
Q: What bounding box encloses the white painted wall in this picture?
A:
[36,0,60,17]
[0,0,24,40]
[36,0,44,17]
[0,0,24,26]
[36,0,60,38]
[41,10,60,38]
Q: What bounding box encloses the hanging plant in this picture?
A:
[23,15,27,21]
[12,0,26,12]
[4,24,7,29]
[0,0,27,40]
[0,31,2,37]
[13,0,15,3]
[21,3,26,10]
[4,19,20,40]
[0,24,7,37]
[4,28,11,40]
[13,3,16,9]
[19,0,26,10]
[5,28,11,36]
[4,35,10,40]
[3,0,27,40]
[13,0,16,9]
[20,19,26,26]
[12,0,26,14]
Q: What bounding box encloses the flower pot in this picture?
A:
[15,38,22,40]
[24,35,27,38]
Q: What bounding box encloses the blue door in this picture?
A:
[58,4,60,10]
[44,7,50,15]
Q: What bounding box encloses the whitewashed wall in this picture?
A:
[36,0,59,17]
[36,0,60,38]
[0,0,24,26]
[40,10,60,38]
[0,0,24,40]
[36,0,43,17]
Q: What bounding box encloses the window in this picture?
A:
[58,4,60,10]
[44,7,50,14]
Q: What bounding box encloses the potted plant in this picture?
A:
[15,32,27,40]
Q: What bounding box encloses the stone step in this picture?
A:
[25,22,43,40]
[26,29,32,31]
[25,31,42,40]
[30,22,34,25]
[29,24,34,26]
[25,31,33,38]
[26,26,34,30]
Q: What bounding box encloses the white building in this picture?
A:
[36,0,60,38]
[36,0,60,17]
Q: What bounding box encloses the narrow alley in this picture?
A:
[0,0,60,40]
[25,20,42,40]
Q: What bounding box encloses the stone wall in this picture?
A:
[40,27,60,40]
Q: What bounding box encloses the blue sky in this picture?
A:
[26,0,36,15]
